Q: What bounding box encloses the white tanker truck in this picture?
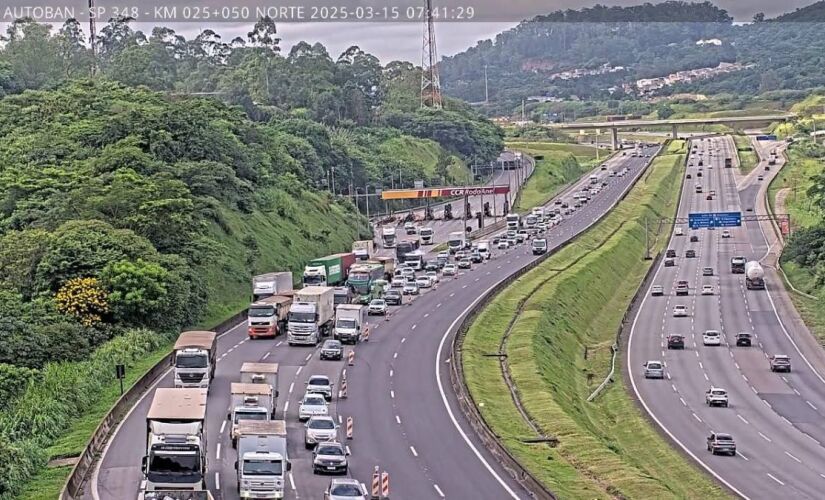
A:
[745,261,765,290]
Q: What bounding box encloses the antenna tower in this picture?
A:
[420,0,443,109]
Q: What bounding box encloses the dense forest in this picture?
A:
[440,1,825,113]
[0,17,503,497]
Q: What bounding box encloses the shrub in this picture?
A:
[55,277,109,327]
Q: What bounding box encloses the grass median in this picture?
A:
[462,144,729,499]
[733,135,758,174]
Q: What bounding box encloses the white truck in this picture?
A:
[142,388,207,492]
[745,261,765,290]
[420,227,434,245]
[352,240,374,261]
[241,362,279,412]
[381,227,397,248]
[589,174,599,185]
[252,272,293,301]
[229,383,275,447]
[139,492,214,500]
[173,331,217,391]
[531,207,545,218]
[476,240,491,260]
[506,213,520,230]
[334,304,367,344]
[235,420,290,500]
[288,286,335,345]
[448,231,468,254]
[525,214,538,228]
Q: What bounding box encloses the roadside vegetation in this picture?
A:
[507,142,600,211]
[733,135,758,174]
[462,142,728,499]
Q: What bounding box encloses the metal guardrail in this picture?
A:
[60,309,250,499]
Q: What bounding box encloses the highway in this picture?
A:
[628,136,825,499]
[91,144,658,500]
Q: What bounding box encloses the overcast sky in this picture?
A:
[3,0,817,62]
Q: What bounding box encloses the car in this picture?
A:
[320,340,343,361]
[690,234,699,242]
[697,171,703,177]
[675,227,684,236]
[701,285,715,295]
[651,285,664,296]
[703,330,722,346]
[555,199,563,205]
[675,281,689,296]
[757,175,764,181]
[457,258,472,269]
[325,478,368,500]
[702,267,714,276]
[497,240,509,250]
[706,194,713,200]
[415,276,432,288]
[368,298,387,315]
[769,354,791,372]
[666,249,676,258]
[686,173,692,180]
[384,290,402,306]
[424,260,439,272]
[403,274,416,283]
[515,231,527,243]
[707,432,736,456]
[667,334,685,349]
[470,251,484,263]
[442,264,457,276]
[400,267,415,277]
[601,164,608,170]
[685,249,696,258]
[402,282,419,295]
[561,202,569,208]
[537,222,548,231]
[735,332,752,347]
[425,270,440,283]
[601,181,609,187]
[705,387,730,407]
[664,257,675,267]
[306,375,333,401]
[305,416,338,449]
[390,278,405,289]
[573,201,582,208]
[312,441,349,475]
[404,222,417,235]
[643,360,665,379]
[672,305,688,317]
[721,230,731,239]
[437,251,450,260]
[299,393,329,421]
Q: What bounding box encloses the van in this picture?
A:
[477,241,491,260]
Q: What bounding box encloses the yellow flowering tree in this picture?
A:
[55,277,109,326]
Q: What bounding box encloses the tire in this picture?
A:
[305,441,313,450]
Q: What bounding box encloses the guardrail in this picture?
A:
[60,309,250,499]
[448,146,660,499]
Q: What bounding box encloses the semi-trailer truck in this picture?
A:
[241,362,279,412]
[173,331,217,391]
[303,253,355,287]
[347,263,386,303]
[287,286,335,345]
[395,239,420,260]
[367,256,395,281]
[235,420,290,500]
[420,227,434,245]
[730,256,747,274]
[352,240,374,261]
[247,295,292,339]
[745,261,765,290]
[252,272,293,301]
[381,227,397,248]
[229,383,274,447]
[143,388,207,492]
[448,231,468,254]
[506,213,520,230]
[334,304,367,344]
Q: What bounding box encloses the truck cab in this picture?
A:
[448,231,467,254]
[229,383,274,446]
[420,227,434,245]
[381,227,397,248]
[288,302,321,345]
[506,213,520,230]
[334,304,367,344]
[235,421,290,500]
[173,331,217,391]
[404,221,417,235]
[247,295,292,339]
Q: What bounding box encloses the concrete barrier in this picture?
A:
[60,309,249,499]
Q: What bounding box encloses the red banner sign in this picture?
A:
[381,185,510,200]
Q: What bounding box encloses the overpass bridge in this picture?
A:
[547,114,795,149]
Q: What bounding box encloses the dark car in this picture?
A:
[664,258,675,267]
[667,334,685,350]
[685,249,696,258]
[735,332,752,347]
[697,171,703,177]
[384,290,402,306]
[470,251,483,264]
[424,260,439,272]
[686,173,692,179]
[690,235,699,243]
[666,249,676,258]
[320,340,343,361]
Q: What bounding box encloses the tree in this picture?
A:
[656,103,676,119]
[101,259,170,327]
[55,277,109,326]
[753,12,765,22]
[55,18,92,78]
[247,16,280,53]
[1,18,63,89]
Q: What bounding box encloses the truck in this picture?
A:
[229,383,275,447]
[402,250,425,271]
[143,388,207,492]
[247,295,292,339]
[724,157,732,168]
[334,304,367,344]
[235,420,290,500]
[174,331,217,391]
[381,227,397,248]
[347,263,386,303]
[288,286,335,346]
[303,253,355,287]
[524,214,538,228]
[333,286,352,306]
[241,362,279,408]
[506,213,520,230]
[730,256,747,274]
[745,261,765,290]
[448,231,468,254]
[352,240,374,261]
[589,174,599,184]
[404,221,417,235]
[395,238,420,260]
[420,227,434,245]
[531,207,545,218]
[252,272,293,302]
[368,256,395,281]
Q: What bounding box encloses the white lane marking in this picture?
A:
[785,451,801,463]
[227,348,234,353]
[289,382,295,394]
[262,352,270,360]
[389,369,394,377]
[462,285,468,289]
[437,303,442,308]
[766,473,785,486]
[283,401,289,414]
[679,397,687,406]
[737,414,749,425]
[410,446,418,457]
[703,373,709,381]
[692,413,702,422]
[220,421,227,434]
[793,388,801,395]
[807,400,818,410]
[216,443,221,460]
[412,324,417,330]
[434,484,445,497]
[289,472,296,490]
[276,341,283,347]
[401,337,406,343]
[338,415,342,424]
[759,432,772,442]
[305,353,312,362]
[393,352,398,359]
[296,366,303,376]
[395,415,401,424]
[737,451,749,461]
[424,313,430,318]
[215,472,221,490]
[390,390,395,399]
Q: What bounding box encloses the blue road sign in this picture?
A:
[755,135,778,141]
[688,212,742,229]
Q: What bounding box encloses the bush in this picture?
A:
[0,364,36,411]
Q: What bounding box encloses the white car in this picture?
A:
[497,240,509,250]
[703,330,722,346]
[400,267,415,277]
[721,230,731,239]
[425,270,440,283]
[403,282,420,295]
[437,251,450,260]
[675,227,684,236]
[705,387,729,407]
[672,305,688,317]
[415,276,432,288]
[390,278,405,289]
[299,393,329,421]
[368,299,387,315]
[442,264,457,276]
[701,285,715,295]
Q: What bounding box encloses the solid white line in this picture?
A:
[737,414,749,425]
[785,451,801,463]
[766,473,785,486]
[410,446,418,457]
[395,415,401,424]
[215,472,221,490]
[289,471,296,490]
[434,484,445,497]
[216,443,221,460]
[220,420,227,434]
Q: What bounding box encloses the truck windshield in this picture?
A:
[234,411,268,423]
[448,239,462,247]
[248,306,275,317]
[421,229,432,236]
[349,272,370,281]
[148,451,200,474]
[303,275,324,286]
[289,312,315,323]
[175,354,207,368]
[337,319,357,329]
[243,459,283,476]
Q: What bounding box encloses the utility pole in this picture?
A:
[365,186,370,220]
[88,0,97,75]
[484,64,489,103]
[644,217,651,260]
[521,99,526,124]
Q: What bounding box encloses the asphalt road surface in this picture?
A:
[91,145,658,500]
[628,136,825,499]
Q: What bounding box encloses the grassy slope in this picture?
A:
[767,148,825,344]
[463,143,728,499]
[506,142,599,212]
[733,135,758,174]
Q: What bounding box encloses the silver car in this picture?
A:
[325,478,367,500]
[643,360,665,379]
[299,393,329,421]
[305,416,338,449]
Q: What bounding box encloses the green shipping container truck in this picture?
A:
[302,252,356,287]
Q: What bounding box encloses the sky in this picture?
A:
[2,0,818,62]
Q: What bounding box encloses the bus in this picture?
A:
[395,238,421,260]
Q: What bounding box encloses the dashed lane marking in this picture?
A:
[434,484,445,497]
[766,473,784,486]
[410,446,418,457]
[785,452,801,463]
[759,432,772,442]
[396,415,402,424]
[737,414,749,425]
